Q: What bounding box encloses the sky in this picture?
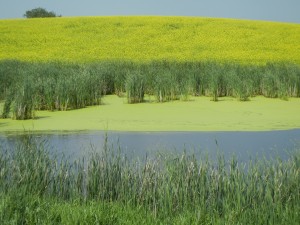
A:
[0,0,299,24]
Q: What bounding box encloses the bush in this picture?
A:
[24,7,60,18]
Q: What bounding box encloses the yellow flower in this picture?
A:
[0,16,299,65]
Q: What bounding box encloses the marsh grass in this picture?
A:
[126,71,145,103]
[0,134,299,224]
[1,60,300,119]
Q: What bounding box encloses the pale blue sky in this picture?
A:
[0,0,299,23]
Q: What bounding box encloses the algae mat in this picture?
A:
[0,95,300,132]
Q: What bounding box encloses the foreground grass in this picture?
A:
[1,16,300,64]
[0,95,300,132]
[0,196,198,225]
[0,135,299,224]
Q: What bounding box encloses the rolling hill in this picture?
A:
[0,16,300,64]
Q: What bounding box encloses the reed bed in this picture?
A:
[1,60,300,119]
[0,134,299,224]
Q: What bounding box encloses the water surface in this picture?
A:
[1,129,299,163]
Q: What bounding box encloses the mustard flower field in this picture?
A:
[0,16,300,64]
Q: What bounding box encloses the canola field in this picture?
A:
[1,16,300,64]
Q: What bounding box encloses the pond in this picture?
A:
[1,129,300,163]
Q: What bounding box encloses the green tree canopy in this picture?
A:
[24,7,60,18]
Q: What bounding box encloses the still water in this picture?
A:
[1,129,300,163]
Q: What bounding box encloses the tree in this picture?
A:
[24,7,60,18]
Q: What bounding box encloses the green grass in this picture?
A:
[0,135,299,224]
[1,95,300,132]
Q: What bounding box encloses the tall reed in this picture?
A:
[0,134,299,224]
[1,60,300,119]
[126,71,145,103]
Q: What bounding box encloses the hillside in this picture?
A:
[0,16,300,64]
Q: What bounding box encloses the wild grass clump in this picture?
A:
[126,71,145,103]
[2,75,37,120]
[231,68,252,101]
[153,70,179,102]
[11,79,37,120]
[0,60,22,101]
[0,134,299,224]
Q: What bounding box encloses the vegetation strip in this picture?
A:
[1,60,300,121]
[0,135,299,224]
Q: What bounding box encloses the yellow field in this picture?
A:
[0,16,300,64]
